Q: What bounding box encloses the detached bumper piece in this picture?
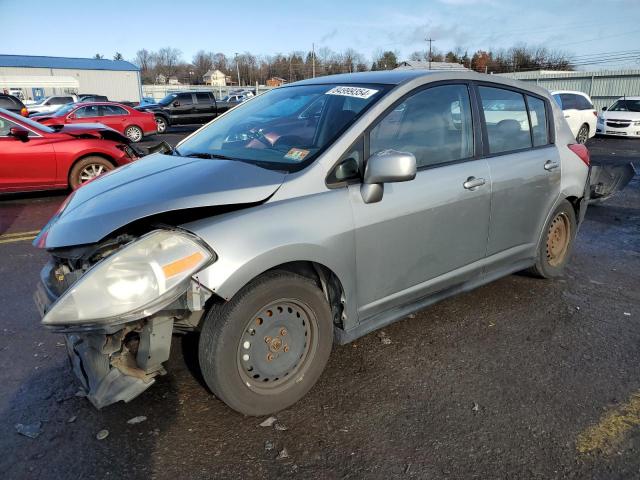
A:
[65,316,173,409]
[589,162,636,203]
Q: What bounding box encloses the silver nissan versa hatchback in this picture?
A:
[33,71,591,415]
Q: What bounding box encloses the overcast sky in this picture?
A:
[1,0,639,69]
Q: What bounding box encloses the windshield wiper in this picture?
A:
[176,151,238,161]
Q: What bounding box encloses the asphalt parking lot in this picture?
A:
[0,131,638,479]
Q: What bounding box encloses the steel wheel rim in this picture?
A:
[546,212,571,266]
[126,126,142,142]
[155,118,166,132]
[577,126,588,144]
[237,299,318,395]
[79,164,106,183]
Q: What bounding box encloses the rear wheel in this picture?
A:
[69,156,114,189]
[124,125,143,143]
[199,271,333,416]
[577,124,589,144]
[528,200,577,278]
[155,116,168,134]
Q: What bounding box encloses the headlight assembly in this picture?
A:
[42,230,214,327]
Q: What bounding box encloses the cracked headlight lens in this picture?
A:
[42,230,213,327]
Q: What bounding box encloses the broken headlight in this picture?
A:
[42,230,214,327]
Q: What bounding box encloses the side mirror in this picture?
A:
[360,149,416,204]
[172,101,180,107]
[602,106,607,111]
[9,127,29,142]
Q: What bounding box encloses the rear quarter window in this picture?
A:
[0,97,19,109]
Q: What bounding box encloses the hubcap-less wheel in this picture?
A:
[577,125,589,144]
[156,118,167,133]
[546,212,571,266]
[237,299,317,394]
[79,163,106,183]
[125,126,143,142]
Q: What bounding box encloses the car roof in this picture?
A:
[550,90,592,98]
[284,70,552,97]
[73,101,130,108]
[614,96,640,100]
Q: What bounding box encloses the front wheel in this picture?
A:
[528,200,577,278]
[69,156,114,189]
[199,271,333,416]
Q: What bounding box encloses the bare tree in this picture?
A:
[154,47,183,80]
[113,52,124,61]
[192,50,215,84]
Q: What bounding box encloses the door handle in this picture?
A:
[564,115,571,118]
[544,160,560,171]
[463,176,486,190]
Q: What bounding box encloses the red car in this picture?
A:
[34,102,157,143]
[0,108,138,193]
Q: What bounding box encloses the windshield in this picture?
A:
[53,104,76,117]
[609,99,640,112]
[1,108,54,133]
[176,84,388,170]
[158,93,177,106]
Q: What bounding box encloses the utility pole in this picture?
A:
[312,43,316,78]
[235,52,241,86]
[426,37,435,70]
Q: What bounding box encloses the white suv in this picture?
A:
[27,95,78,116]
[551,90,597,144]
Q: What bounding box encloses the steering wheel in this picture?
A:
[247,128,272,147]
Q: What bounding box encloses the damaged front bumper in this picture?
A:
[62,317,173,408]
[34,260,209,409]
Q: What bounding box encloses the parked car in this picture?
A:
[596,96,640,138]
[78,94,109,102]
[0,93,29,117]
[135,91,233,133]
[551,90,597,144]
[33,102,157,143]
[0,108,138,193]
[33,71,590,415]
[27,95,78,116]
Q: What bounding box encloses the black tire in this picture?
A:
[155,116,168,134]
[577,124,589,144]
[68,156,114,189]
[199,271,333,416]
[528,200,577,278]
[124,125,143,143]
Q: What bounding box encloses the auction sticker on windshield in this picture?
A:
[326,86,379,99]
[284,148,310,162]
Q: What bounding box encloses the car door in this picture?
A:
[559,93,581,137]
[349,83,492,320]
[68,105,102,125]
[0,116,57,191]
[479,85,561,271]
[169,93,195,123]
[194,92,214,122]
[99,105,128,132]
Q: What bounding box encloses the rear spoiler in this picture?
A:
[589,162,636,203]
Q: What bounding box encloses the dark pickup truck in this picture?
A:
[135,91,240,133]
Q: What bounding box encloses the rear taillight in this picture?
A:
[20,107,28,117]
[568,143,590,167]
[592,110,598,117]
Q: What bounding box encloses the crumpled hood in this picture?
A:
[37,153,286,249]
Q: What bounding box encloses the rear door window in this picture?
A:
[559,94,578,110]
[526,96,549,147]
[479,86,532,154]
[102,105,128,116]
[75,105,101,118]
[196,92,211,103]
[0,96,19,110]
